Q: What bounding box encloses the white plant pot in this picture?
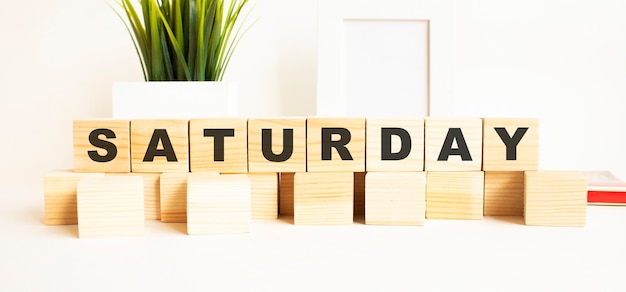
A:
[112,81,238,119]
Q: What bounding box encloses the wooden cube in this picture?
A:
[160,172,218,223]
[248,118,306,172]
[248,173,279,219]
[353,172,366,216]
[484,171,524,216]
[293,172,353,225]
[107,172,161,220]
[483,118,539,171]
[189,118,247,173]
[426,171,484,220]
[279,172,295,216]
[424,118,482,171]
[131,119,189,172]
[43,171,104,225]
[307,117,365,172]
[77,176,144,238]
[524,171,587,227]
[187,174,251,235]
[365,172,426,225]
[73,119,130,173]
[366,118,424,171]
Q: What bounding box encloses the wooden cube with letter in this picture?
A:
[483,118,538,171]
[248,118,306,173]
[524,171,586,227]
[365,172,426,225]
[426,171,484,220]
[293,172,353,225]
[77,176,144,238]
[189,118,248,173]
[424,118,482,171]
[187,174,251,235]
[43,170,105,225]
[73,119,130,173]
[366,118,424,172]
[307,117,365,172]
[131,119,189,172]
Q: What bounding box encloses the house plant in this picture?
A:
[110,0,249,118]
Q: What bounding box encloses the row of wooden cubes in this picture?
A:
[44,169,586,238]
[74,117,539,173]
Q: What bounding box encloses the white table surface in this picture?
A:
[1,184,625,292]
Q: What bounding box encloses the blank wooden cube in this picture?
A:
[354,172,366,216]
[248,118,306,172]
[307,117,365,172]
[131,119,189,172]
[187,174,251,235]
[248,173,278,219]
[524,171,587,227]
[483,118,539,171]
[365,172,426,225]
[425,118,482,171]
[73,119,130,173]
[279,172,295,216]
[77,176,144,238]
[189,118,247,173]
[160,172,218,223]
[366,118,424,171]
[426,171,484,220]
[107,172,161,220]
[43,171,104,225]
[484,171,524,216]
[294,172,353,225]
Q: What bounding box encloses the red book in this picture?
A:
[585,171,626,205]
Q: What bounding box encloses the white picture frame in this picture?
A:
[317,0,453,117]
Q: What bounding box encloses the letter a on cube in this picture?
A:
[425,118,482,171]
[131,119,189,172]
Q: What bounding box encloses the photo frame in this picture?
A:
[317,0,453,117]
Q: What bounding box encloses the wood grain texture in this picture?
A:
[131,119,189,172]
[482,118,539,171]
[293,172,353,225]
[43,171,105,225]
[73,119,130,173]
[248,118,306,172]
[426,171,484,220]
[424,118,482,171]
[248,173,278,219]
[187,174,251,235]
[366,118,424,171]
[365,172,426,226]
[107,172,161,220]
[484,171,524,216]
[77,176,144,238]
[159,172,218,223]
[279,172,294,216]
[189,118,247,173]
[307,117,365,172]
[524,171,587,227]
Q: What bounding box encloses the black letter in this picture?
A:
[321,128,353,160]
[381,128,412,160]
[494,127,529,160]
[438,128,473,161]
[262,128,294,162]
[87,128,118,162]
[203,129,235,161]
[143,129,178,162]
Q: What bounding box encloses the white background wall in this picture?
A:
[0,0,625,191]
